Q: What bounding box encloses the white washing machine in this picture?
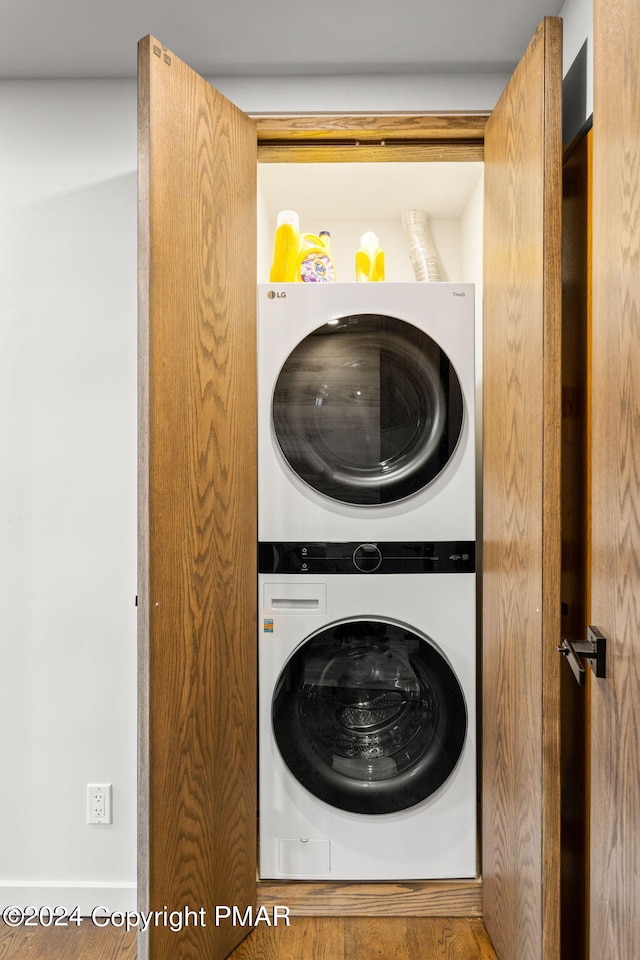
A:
[258,282,475,543]
[258,544,477,881]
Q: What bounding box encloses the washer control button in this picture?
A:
[353,543,382,572]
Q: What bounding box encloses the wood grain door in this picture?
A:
[590,0,640,954]
[138,36,257,960]
[482,18,563,960]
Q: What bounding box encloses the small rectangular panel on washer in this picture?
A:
[263,582,327,614]
[278,838,331,876]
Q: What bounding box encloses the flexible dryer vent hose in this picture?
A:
[401,209,442,282]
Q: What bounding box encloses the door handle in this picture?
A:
[558,626,607,685]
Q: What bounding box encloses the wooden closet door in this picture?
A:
[138,36,257,960]
[482,18,562,960]
[590,0,640,954]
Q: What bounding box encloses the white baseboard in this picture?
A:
[0,881,137,915]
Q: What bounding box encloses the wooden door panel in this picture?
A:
[482,18,562,960]
[591,0,640,955]
[138,36,257,960]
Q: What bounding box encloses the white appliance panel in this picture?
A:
[258,573,477,881]
[258,282,475,542]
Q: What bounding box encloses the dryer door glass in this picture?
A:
[272,314,464,504]
[272,618,467,814]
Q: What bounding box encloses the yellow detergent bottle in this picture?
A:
[269,210,301,282]
[355,231,385,282]
[299,229,336,282]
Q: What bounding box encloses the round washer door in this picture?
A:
[272,618,467,815]
[272,314,464,505]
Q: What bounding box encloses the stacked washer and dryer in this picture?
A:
[257,282,477,881]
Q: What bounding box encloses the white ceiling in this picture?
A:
[259,163,484,221]
[2,0,563,80]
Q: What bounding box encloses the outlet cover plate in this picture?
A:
[87,783,112,824]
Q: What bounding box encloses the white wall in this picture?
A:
[559,0,593,141]
[206,72,508,115]
[560,0,593,92]
[0,79,138,912]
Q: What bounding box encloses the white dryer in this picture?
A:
[258,282,475,543]
[258,542,476,881]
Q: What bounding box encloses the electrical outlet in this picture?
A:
[87,783,112,824]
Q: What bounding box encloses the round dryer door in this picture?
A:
[272,314,464,505]
[272,618,467,815]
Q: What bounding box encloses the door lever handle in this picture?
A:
[558,626,607,686]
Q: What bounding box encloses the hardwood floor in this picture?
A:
[0,918,498,959]
[230,918,499,959]
[0,923,136,960]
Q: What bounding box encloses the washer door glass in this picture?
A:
[272,618,467,814]
[272,314,464,505]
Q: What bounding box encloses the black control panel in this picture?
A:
[258,541,475,575]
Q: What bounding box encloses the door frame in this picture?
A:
[254,113,487,163]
